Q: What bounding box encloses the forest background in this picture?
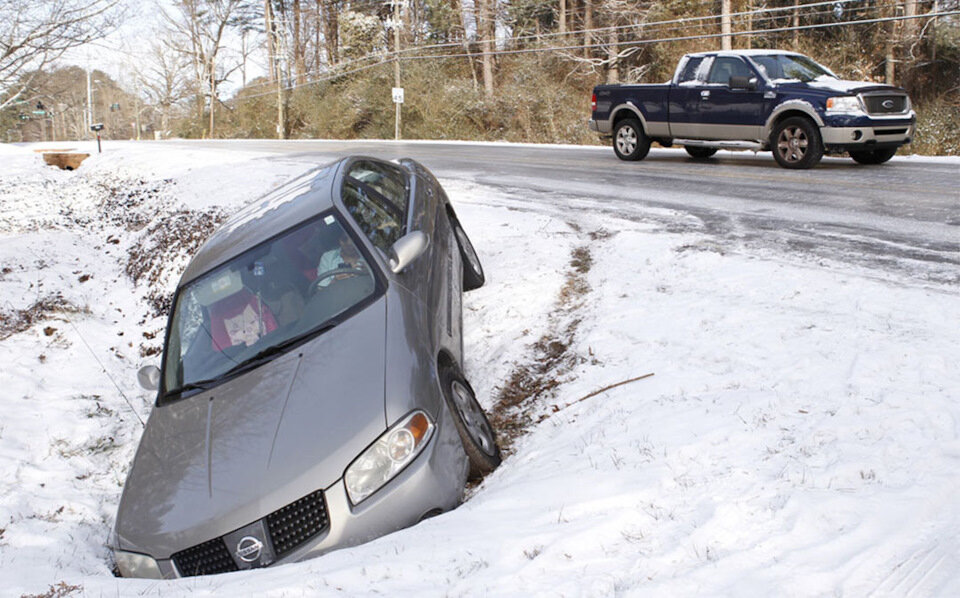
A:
[2,0,958,155]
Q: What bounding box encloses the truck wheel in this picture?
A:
[685,146,718,159]
[771,116,823,169]
[849,147,897,165]
[613,119,651,161]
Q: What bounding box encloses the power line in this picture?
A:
[228,9,956,103]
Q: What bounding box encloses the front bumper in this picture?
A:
[122,404,467,578]
[821,113,915,152]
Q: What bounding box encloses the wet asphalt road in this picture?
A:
[165,139,959,284]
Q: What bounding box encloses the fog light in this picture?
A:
[852,130,863,141]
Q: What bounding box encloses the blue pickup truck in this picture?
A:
[588,50,916,169]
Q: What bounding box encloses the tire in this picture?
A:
[685,146,718,159]
[440,368,501,479]
[450,216,484,291]
[613,118,651,161]
[771,116,823,169]
[849,147,898,165]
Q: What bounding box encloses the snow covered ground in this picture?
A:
[0,141,958,597]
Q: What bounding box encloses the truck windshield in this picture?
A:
[160,211,380,400]
[751,54,835,82]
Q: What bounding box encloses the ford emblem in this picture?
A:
[236,535,264,563]
[881,99,895,110]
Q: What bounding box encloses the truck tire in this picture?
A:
[685,146,718,159]
[613,119,651,161]
[771,116,823,169]
[849,147,897,165]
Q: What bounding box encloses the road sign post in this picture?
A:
[392,87,404,141]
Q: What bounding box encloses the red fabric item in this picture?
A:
[208,289,278,351]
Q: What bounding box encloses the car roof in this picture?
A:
[179,158,343,285]
[686,49,803,58]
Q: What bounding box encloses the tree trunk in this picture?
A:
[792,0,799,50]
[265,0,277,82]
[583,0,593,58]
[293,0,306,84]
[559,0,566,34]
[606,28,619,84]
[324,0,339,65]
[480,0,494,97]
[721,0,732,50]
[209,57,216,137]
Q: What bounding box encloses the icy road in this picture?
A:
[0,140,958,597]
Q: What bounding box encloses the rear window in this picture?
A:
[677,57,705,85]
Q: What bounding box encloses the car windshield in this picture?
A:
[161,211,379,400]
[750,54,836,82]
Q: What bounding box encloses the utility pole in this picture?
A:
[721,0,732,50]
[394,0,402,140]
[86,69,93,136]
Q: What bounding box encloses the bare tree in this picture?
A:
[161,0,258,136]
[137,40,190,137]
[0,0,120,109]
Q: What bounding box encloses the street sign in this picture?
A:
[392,87,404,104]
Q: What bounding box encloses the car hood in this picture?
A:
[779,78,904,95]
[115,298,388,558]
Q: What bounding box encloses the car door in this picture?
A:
[699,56,765,140]
[668,55,711,139]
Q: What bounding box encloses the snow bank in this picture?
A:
[1,142,957,597]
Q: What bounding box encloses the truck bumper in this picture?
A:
[821,116,915,153]
[588,119,612,135]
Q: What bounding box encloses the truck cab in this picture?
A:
[589,50,916,168]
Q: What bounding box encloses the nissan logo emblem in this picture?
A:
[236,535,264,563]
[881,99,895,110]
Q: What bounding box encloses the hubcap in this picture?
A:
[777,126,808,163]
[616,126,637,155]
[451,380,496,456]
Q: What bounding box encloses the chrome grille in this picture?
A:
[171,537,238,576]
[861,94,908,115]
[266,489,329,557]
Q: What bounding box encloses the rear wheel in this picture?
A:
[441,368,501,479]
[613,118,651,161]
[771,116,823,169]
[849,147,898,165]
[450,216,484,291]
[685,146,718,159]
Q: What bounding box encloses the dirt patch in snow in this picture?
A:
[489,241,596,456]
[0,294,89,341]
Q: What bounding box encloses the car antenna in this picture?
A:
[68,320,146,427]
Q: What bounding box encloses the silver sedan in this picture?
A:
[110,156,500,578]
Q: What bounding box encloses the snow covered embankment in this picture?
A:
[1,143,958,597]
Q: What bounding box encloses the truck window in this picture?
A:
[707,57,755,85]
[677,57,705,85]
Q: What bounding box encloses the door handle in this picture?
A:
[700,90,711,99]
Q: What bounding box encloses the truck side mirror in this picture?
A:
[729,76,758,91]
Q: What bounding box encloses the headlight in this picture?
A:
[114,550,163,579]
[344,410,435,505]
[825,96,864,114]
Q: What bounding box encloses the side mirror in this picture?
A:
[137,365,160,391]
[729,76,758,91]
[388,231,428,273]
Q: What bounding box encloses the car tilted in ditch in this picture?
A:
[110,156,500,578]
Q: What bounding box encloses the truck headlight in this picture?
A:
[114,550,163,579]
[825,96,864,114]
[344,410,435,505]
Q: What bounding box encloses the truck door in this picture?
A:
[698,56,764,140]
[668,55,709,139]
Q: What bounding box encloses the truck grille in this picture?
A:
[862,94,908,115]
[171,538,238,576]
[266,490,329,556]
[169,490,330,577]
